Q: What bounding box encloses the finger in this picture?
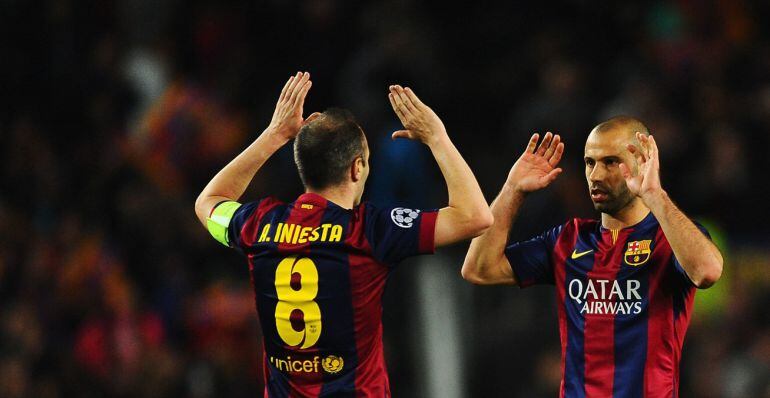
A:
[393,85,417,115]
[390,87,414,119]
[548,142,564,167]
[543,134,560,159]
[627,144,646,164]
[619,163,633,180]
[279,76,294,102]
[399,87,421,113]
[285,71,303,95]
[637,132,652,159]
[283,71,304,103]
[292,76,312,105]
[525,133,540,153]
[288,72,310,103]
[647,135,659,161]
[543,167,563,184]
[388,92,409,124]
[392,130,412,140]
[404,87,426,109]
[393,85,418,115]
[536,132,553,156]
[388,91,403,118]
[293,79,312,114]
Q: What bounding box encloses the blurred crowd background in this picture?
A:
[2,0,769,397]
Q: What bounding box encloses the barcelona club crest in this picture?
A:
[625,240,652,266]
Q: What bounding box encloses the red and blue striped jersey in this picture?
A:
[223,193,437,397]
[505,212,709,398]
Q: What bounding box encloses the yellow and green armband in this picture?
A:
[206,201,242,247]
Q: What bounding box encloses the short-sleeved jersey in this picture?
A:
[220,192,437,397]
[505,212,709,398]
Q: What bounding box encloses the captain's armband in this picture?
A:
[206,201,242,247]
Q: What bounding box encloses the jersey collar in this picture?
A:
[600,211,656,232]
[295,192,330,208]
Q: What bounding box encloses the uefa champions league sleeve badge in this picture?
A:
[391,208,420,228]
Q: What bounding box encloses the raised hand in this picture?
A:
[619,132,662,201]
[387,85,447,146]
[268,71,313,141]
[508,132,564,193]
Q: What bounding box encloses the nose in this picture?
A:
[588,163,606,183]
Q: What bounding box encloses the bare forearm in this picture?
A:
[428,135,494,247]
[645,190,723,288]
[429,136,490,220]
[462,183,525,284]
[195,129,288,225]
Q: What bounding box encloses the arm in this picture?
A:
[620,133,723,288]
[462,133,564,284]
[387,85,493,247]
[194,72,313,226]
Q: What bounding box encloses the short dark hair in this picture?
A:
[293,108,365,190]
[593,115,649,136]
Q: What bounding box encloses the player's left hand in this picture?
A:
[620,132,663,202]
[267,71,313,141]
[387,85,448,146]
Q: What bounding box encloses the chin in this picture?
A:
[593,201,618,215]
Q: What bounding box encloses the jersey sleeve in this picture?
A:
[364,204,438,265]
[672,220,712,286]
[504,224,564,288]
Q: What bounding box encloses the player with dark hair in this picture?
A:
[462,116,723,397]
[194,72,493,396]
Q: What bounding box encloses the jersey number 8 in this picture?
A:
[274,256,322,349]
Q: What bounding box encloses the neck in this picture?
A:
[601,197,650,230]
[307,185,357,209]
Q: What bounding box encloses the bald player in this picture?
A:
[462,116,723,397]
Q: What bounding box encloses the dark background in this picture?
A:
[1,0,769,396]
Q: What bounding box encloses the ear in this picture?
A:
[350,156,364,182]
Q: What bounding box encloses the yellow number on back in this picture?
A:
[274,256,322,349]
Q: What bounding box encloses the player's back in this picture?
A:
[226,192,437,397]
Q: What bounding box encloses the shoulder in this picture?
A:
[563,217,599,236]
[259,196,286,211]
[246,196,287,219]
[550,217,597,234]
[234,196,287,229]
[548,217,598,244]
[572,217,599,229]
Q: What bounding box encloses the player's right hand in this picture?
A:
[267,71,313,141]
[388,85,448,146]
[507,132,564,193]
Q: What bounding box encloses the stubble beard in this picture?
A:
[592,184,636,216]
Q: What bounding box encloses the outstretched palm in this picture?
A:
[619,132,662,201]
[268,71,313,140]
[387,85,447,146]
[509,132,564,193]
